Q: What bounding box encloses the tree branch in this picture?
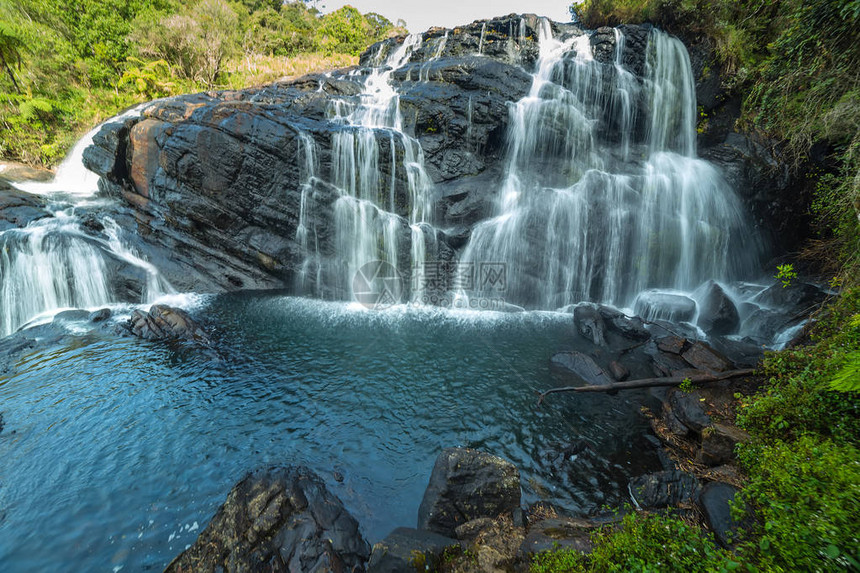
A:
[536,369,755,405]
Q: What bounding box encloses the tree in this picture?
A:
[0,20,23,93]
[132,0,238,88]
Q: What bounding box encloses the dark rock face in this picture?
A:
[754,282,828,313]
[165,466,370,573]
[417,448,521,538]
[367,527,458,573]
[0,189,50,231]
[668,389,713,434]
[127,304,209,343]
[629,470,700,509]
[598,306,650,340]
[80,12,814,312]
[697,482,747,548]
[82,17,544,296]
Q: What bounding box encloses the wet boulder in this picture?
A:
[165,466,370,573]
[681,341,734,373]
[574,304,607,346]
[608,360,630,381]
[0,188,50,231]
[695,281,740,335]
[697,482,749,548]
[753,282,828,313]
[634,290,697,323]
[598,306,651,340]
[668,388,713,434]
[418,448,521,538]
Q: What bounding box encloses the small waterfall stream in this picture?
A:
[1,107,173,336]
[297,33,437,298]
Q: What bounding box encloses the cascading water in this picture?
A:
[460,21,764,310]
[0,107,173,336]
[296,33,438,299]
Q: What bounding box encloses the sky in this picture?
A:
[316,1,575,33]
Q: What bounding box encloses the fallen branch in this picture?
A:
[536,369,755,405]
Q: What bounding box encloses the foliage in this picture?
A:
[117,57,174,99]
[131,0,239,88]
[531,546,587,573]
[733,288,859,571]
[774,263,797,288]
[736,288,860,443]
[531,512,735,572]
[735,436,860,571]
[0,0,402,166]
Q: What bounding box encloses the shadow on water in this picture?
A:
[0,293,662,571]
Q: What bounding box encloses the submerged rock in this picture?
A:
[165,466,370,573]
[127,304,208,343]
[418,448,521,538]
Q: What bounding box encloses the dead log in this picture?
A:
[537,369,755,405]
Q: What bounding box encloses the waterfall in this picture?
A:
[318,33,436,300]
[295,132,321,295]
[1,109,173,336]
[14,105,146,197]
[0,217,111,335]
[460,22,764,310]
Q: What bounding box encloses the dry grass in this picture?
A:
[224,52,358,88]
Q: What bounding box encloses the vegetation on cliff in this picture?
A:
[0,0,404,166]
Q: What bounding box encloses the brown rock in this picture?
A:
[608,360,630,381]
[657,335,688,355]
[681,341,734,373]
[129,118,168,198]
[519,517,601,557]
[698,423,751,466]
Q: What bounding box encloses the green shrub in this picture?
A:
[531,513,735,573]
[736,436,860,571]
